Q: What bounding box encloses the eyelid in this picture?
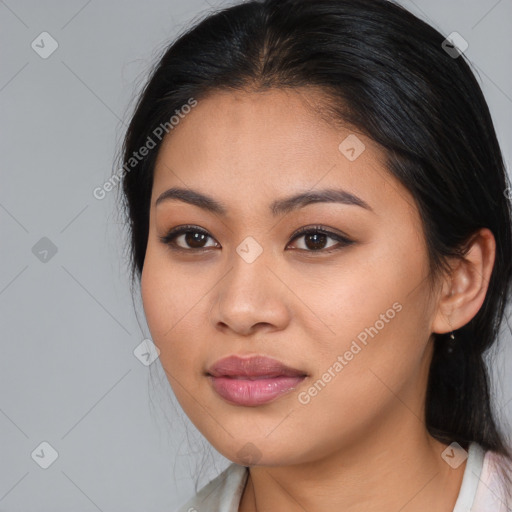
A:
[289,224,353,243]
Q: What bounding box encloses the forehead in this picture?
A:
[151,88,416,220]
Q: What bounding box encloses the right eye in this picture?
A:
[159,225,220,252]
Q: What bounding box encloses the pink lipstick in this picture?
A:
[206,355,307,406]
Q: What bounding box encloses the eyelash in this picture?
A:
[158,224,355,254]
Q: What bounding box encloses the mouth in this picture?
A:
[206,355,308,406]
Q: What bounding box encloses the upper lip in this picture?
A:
[207,355,307,378]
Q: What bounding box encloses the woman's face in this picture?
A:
[141,88,442,466]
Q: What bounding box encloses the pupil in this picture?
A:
[186,231,206,248]
[306,233,326,250]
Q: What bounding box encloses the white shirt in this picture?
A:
[176,442,511,511]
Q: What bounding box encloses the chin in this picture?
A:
[209,436,306,468]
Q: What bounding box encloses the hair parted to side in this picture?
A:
[115,0,512,497]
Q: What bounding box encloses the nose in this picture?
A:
[209,250,291,337]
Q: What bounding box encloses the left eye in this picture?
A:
[288,226,354,252]
[159,225,354,253]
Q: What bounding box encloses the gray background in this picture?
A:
[1,0,511,510]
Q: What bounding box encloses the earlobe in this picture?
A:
[431,228,496,335]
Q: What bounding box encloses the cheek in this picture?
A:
[140,256,208,414]
[141,245,195,338]
[140,260,170,342]
[298,237,432,398]
[140,253,178,363]
[140,248,211,375]
[292,240,418,340]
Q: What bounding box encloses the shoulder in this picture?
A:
[473,448,512,511]
[175,463,249,512]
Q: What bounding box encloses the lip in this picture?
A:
[206,355,307,406]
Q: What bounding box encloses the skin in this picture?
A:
[140,88,496,511]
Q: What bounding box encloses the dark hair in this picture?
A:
[116,0,512,497]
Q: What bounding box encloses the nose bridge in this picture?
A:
[211,235,289,333]
[225,235,273,301]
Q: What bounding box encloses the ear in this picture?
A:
[431,228,496,335]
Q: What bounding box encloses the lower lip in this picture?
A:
[208,375,306,406]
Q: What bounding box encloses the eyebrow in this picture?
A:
[155,186,373,216]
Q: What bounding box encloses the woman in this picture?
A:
[116,0,512,509]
